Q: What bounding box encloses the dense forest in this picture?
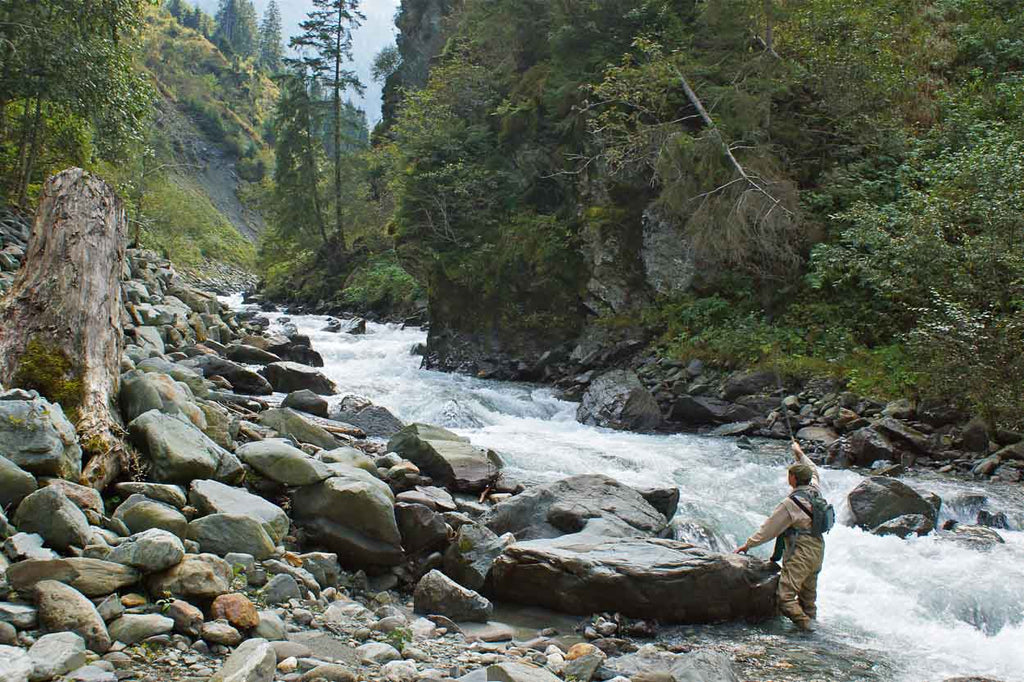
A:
[2,0,1023,426]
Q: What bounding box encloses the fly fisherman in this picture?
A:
[735,441,827,631]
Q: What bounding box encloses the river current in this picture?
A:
[227,298,1024,682]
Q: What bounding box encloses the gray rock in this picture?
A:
[260,362,337,395]
[319,447,378,474]
[41,479,103,514]
[164,599,204,637]
[882,399,915,420]
[113,494,188,539]
[211,637,277,682]
[871,514,935,539]
[0,644,33,682]
[961,417,991,453]
[259,408,338,450]
[329,398,405,439]
[95,595,123,623]
[282,390,329,418]
[119,370,206,430]
[128,410,243,485]
[189,480,289,543]
[188,514,276,560]
[108,614,174,645]
[844,426,896,467]
[721,371,777,401]
[635,486,680,522]
[669,396,756,425]
[602,646,740,682]
[414,570,492,622]
[4,532,60,562]
[201,620,242,646]
[6,559,140,597]
[296,552,340,588]
[483,474,667,541]
[490,536,777,623]
[941,523,1006,550]
[28,631,87,679]
[182,355,272,395]
[236,439,333,486]
[486,662,562,682]
[112,482,187,509]
[108,529,185,573]
[395,503,449,555]
[576,370,662,432]
[145,553,232,600]
[0,621,15,645]
[135,357,209,398]
[0,398,82,480]
[0,455,36,508]
[847,477,938,531]
[134,326,165,354]
[443,523,507,591]
[13,487,92,552]
[356,641,401,665]
[291,467,403,567]
[262,573,301,605]
[0,602,38,629]
[795,426,840,446]
[34,580,111,653]
[227,344,283,366]
[387,424,502,493]
[63,664,117,682]
[396,486,458,512]
[254,611,286,640]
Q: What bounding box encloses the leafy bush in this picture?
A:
[342,254,422,314]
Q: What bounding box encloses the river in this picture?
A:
[229,299,1024,682]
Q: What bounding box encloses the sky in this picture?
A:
[193,0,402,124]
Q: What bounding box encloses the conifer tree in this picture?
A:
[214,0,258,59]
[258,0,284,73]
[165,0,185,21]
[288,0,365,252]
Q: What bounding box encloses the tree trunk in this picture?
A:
[0,168,128,490]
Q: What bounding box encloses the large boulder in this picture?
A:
[120,370,206,430]
[602,646,740,682]
[291,467,403,567]
[6,558,140,597]
[135,357,208,398]
[0,645,32,682]
[0,397,82,480]
[443,523,509,591]
[260,362,337,396]
[482,474,668,541]
[113,494,189,539]
[26,631,88,679]
[211,637,277,682]
[108,613,174,645]
[128,410,243,485]
[226,344,283,366]
[108,529,185,573]
[114,482,187,509]
[669,396,757,425]
[721,371,777,401]
[330,397,405,439]
[847,477,938,531]
[576,370,662,432]
[844,426,896,466]
[490,536,778,623]
[258,408,338,450]
[387,424,502,493]
[188,514,276,561]
[0,455,36,508]
[236,439,333,486]
[13,486,91,552]
[413,569,492,622]
[395,502,449,555]
[190,479,289,543]
[871,514,934,539]
[146,553,232,601]
[182,355,272,395]
[281,390,329,418]
[34,580,111,653]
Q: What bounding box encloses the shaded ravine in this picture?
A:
[231,299,1024,682]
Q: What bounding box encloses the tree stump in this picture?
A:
[0,168,128,490]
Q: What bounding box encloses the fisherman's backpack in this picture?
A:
[790,489,835,537]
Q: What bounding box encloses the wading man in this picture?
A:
[735,441,829,631]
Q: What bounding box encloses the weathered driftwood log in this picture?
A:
[0,168,128,490]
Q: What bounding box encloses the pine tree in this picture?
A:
[165,0,185,21]
[258,0,284,73]
[214,0,258,58]
[288,0,365,252]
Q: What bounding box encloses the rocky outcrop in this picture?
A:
[576,370,661,432]
[388,424,502,493]
[490,535,778,623]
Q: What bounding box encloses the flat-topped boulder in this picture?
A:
[482,474,668,541]
[128,410,243,485]
[190,479,289,543]
[258,408,338,450]
[388,424,502,493]
[489,535,778,623]
[236,439,333,486]
[120,370,206,430]
[181,355,272,395]
[145,553,232,601]
[260,362,337,395]
[188,513,276,561]
[6,558,140,597]
[226,344,282,366]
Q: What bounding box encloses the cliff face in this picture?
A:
[381,0,454,127]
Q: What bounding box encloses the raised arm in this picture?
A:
[792,441,820,489]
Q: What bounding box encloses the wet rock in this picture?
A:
[7,559,140,597]
[182,355,272,395]
[211,637,277,682]
[128,410,243,485]
[226,344,283,366]
[844,426,896,467]
[940,522,1006,550]
[107,529,185,573]
[490,536,777,623]
[330,397,405,439]
[211,593,260,630]
[0,397,82,480]
[291,467,403,567]
[576,370,662,432]
[260,362,337,396]
[27,631,87,680]
[146,553,232,601]
[236,439,333,486]
[443,523,508,591]
[414,570,493,622]
[847,477,938,531]
[870,514,934,539]
[282,390,329,418]
[395,503,449,555]
[190,479,289,543]
[388,424,502,494]
[113,494,188,539]
[483,474,667,541]
[0,455,36,508]
[259,408,338,450]
[669,396,756,425]
[188,513,276,561]
[14,486,91,552]
[634,486,680,523]
[108,613,174,645]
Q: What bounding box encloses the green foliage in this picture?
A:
[258,0,284,73]
[342,254,423,314]
[214,0,259,59]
